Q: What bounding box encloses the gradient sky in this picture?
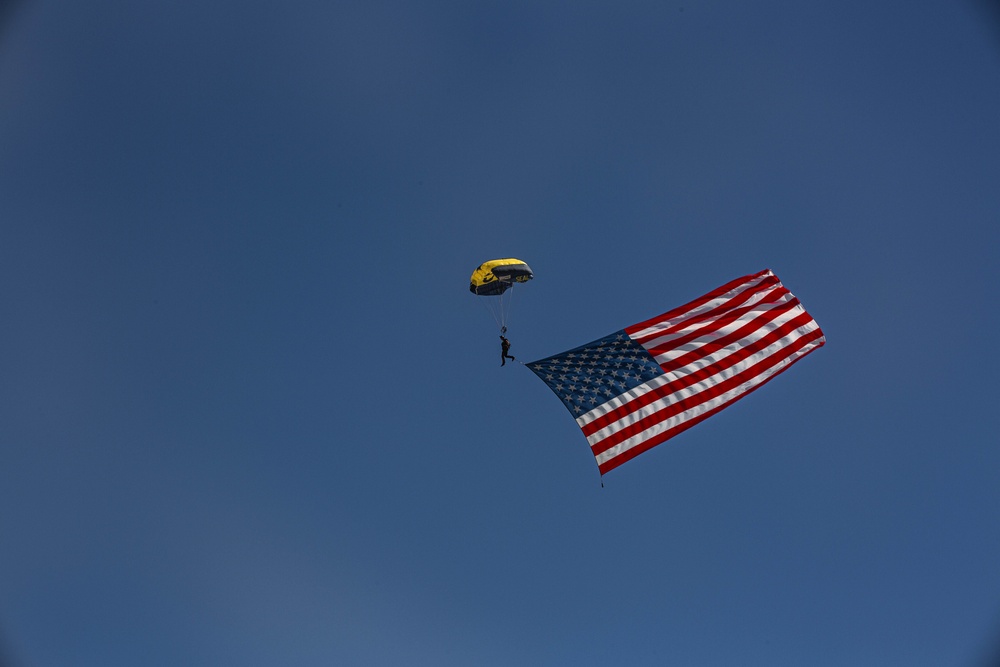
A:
[2,1,1000,665]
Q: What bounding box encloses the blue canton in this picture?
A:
[527,330,665,418]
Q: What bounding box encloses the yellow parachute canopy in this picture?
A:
[469,258,533,296]
[469,258,534,332]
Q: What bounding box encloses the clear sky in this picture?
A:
[2,1,1000,665]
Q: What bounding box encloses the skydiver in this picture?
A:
[500,334,516,366]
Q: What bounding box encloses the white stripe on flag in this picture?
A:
[587,319,824,466]
[527,269,825,475]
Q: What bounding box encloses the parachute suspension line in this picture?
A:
[498,288,509,331]
[484,283,513,334]
[479,295,502,331]
[497,288,506,332]
[504,283,516,332]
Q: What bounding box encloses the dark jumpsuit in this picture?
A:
[500,335,515,366]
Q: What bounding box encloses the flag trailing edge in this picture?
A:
[526,269,825,475]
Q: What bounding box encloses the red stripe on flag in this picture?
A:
[595,327,826,474]
[644,291,796,365]
[589,322,824,457]
[625,269,779,340]
[582,313,823,454]
[582,307,813,439]
[638,286,792,353]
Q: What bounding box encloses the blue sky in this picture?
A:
[2,1,1000,665]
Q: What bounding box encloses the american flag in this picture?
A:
[527,269,825,475]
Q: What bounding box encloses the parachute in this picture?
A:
[469,258,533,332]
